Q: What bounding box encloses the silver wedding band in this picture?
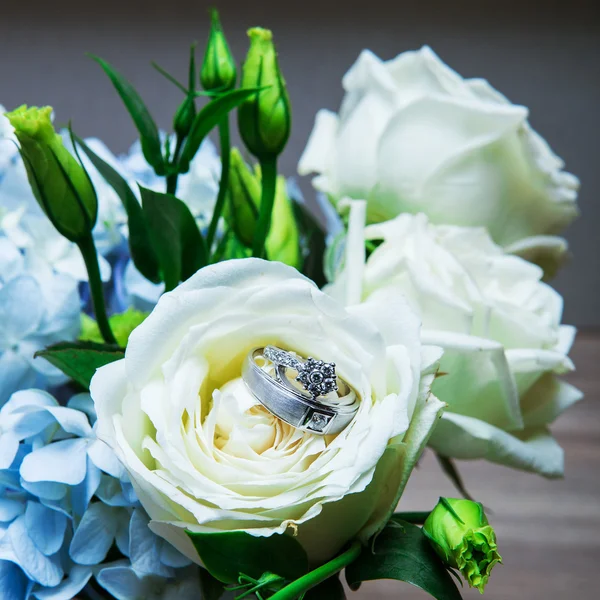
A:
[242,346,359,435]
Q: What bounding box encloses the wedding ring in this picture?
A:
[242,346,359,435]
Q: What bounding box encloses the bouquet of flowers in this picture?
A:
[0,9,581,600]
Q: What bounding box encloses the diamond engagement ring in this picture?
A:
[241,346,359,435]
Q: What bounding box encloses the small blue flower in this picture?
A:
[0,389,197,600]
[0,240,81,407]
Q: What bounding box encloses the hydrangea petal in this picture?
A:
[69,502,118,565]
[8,515,63,587]
[33,565,93,600]
[20,438,89,486]
[25,502,67,556]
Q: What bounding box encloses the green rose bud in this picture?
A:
[225,147,300,267]
[5,105,97,242]
[200,9,237,92]
[423,498,502,593]
[173,95,196,139]
[238,27,291,159]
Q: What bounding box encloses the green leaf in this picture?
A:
[74,135,161,283]
[304,575,346,599]
[199,567,226,600]
[179,88,261,171]
[90,55,165,174]
[80,308,149,347]
[392,511,432,525]
[140,186,207,291]
[345,520,462,600]
[435,454,475,501]
[186,530,308,585]
[291,198,327,287]
[35,341,124,389]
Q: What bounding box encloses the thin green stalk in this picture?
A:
[207,117,230,255]
[252,154,277,259]
[166,134,185,195]
[77,234,116,345]
[269,541,362,600]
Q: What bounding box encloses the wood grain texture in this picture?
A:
[349,332,600,599]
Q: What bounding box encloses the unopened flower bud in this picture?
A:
[423,498,501,593]
[225,147,299,267]
[173,95,196,139]
[200,9,237,92]
[238,28,291,159]
[5,105,97,242]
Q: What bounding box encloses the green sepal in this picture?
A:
[35,341,124,390]
[90,55,165,175]
[179,87,261,172]
[186,530,308,585]
[81,308,149,347]
[345,519,463,600]
[435,454,475,501]
[74,134,161,283]
[140,186,207,291]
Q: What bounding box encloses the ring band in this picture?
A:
[242,347,359,435]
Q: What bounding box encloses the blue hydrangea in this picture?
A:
[0,238,81,407]
[0,389,200,600]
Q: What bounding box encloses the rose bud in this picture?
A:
[200,8,237,92]
[423,498,502,593]
[4,105,97,242]
[238,27,291,159]
[225,147,300,267]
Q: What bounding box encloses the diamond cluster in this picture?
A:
[296,358,338,398]
[264,346,301,370]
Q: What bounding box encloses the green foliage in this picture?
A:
[179,87,261,172]
[81,309,149,347]
[225,148,300,267]
[74,134,161,283]
[346,519,463,600]
[140,186,208,291]
[35,341,124,389]
[186,530,308,585]
[91,55,165,174]
[291,197,327,287]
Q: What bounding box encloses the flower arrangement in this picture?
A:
[0,9,581,600]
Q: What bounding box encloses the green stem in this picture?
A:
[269,541,362,600]
[206,117,230,255]
[166,134,185,195]
[77,234,116,345]
[251,154,278,259]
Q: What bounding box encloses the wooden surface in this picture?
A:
[350,332,600,599]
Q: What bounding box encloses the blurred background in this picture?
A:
[1,0,599,325]
[1,2,599,598]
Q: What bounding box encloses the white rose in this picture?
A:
[90,258,444,563]
[332,209,582,477]
[299,47,579,271]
